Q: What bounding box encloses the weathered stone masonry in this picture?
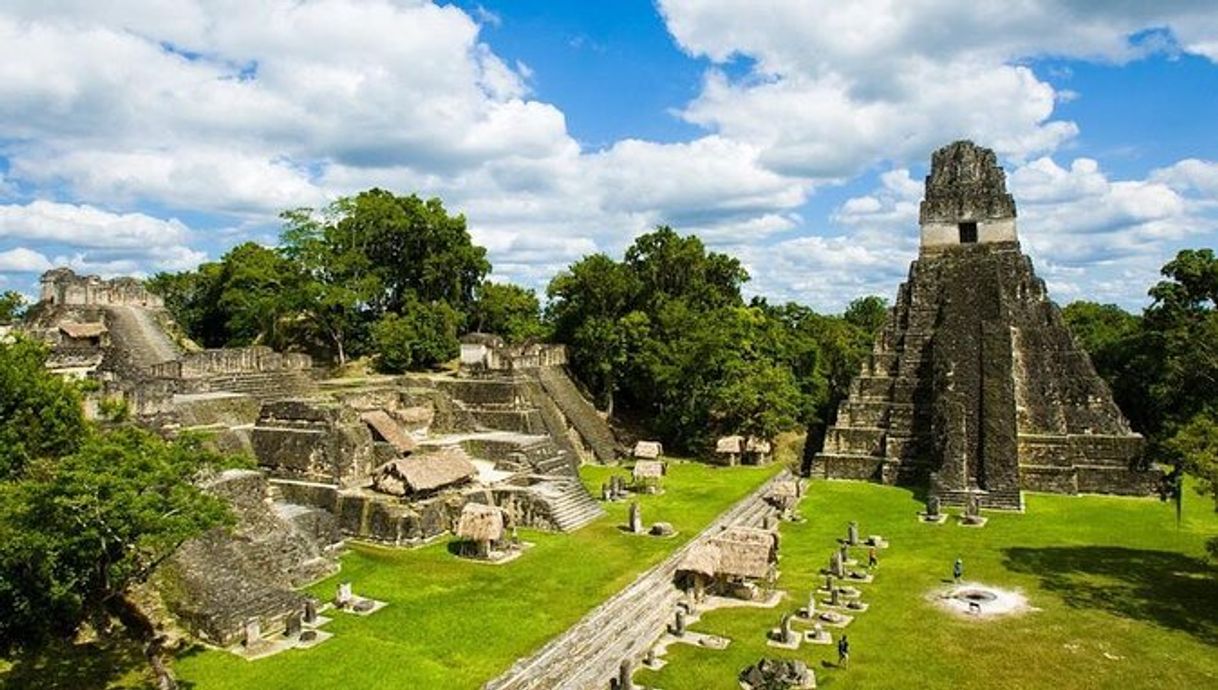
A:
[814,140,1160,508]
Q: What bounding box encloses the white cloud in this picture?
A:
[819,154,1217,309]
[659,0,1218,179]
[0,201,191,248]
[0,247,53,273]
[1151,159,1218,199]
[0,1,1215,309]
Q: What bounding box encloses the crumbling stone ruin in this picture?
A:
[20,269,617,653]
[158,470,340,647]
[814,140,1161,509]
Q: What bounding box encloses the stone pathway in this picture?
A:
[484,469,791,690]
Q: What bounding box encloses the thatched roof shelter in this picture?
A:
[360,410,416,453]
[716,435,744,454]
[746,437,773,455]
[632,460,664,480]
[708,526,778,580]
[59,322,107,339]
[372,447,476,496]
[676,542,721,578]
[633,441,662,459]
[456,503,506,543]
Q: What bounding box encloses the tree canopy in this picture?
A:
[545,226,879,453]
[151,190,505,369]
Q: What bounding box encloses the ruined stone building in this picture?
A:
[814,140,1160,509]
[22,269,620,646]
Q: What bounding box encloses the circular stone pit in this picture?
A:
[934,583,1029,618]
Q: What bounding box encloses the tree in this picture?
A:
[843,295,888,335]
[281,207,382,366]
[0,338,87,480]
[1162,412,1218,558]
[0,429,241,689]
[0,290,26,324]
[547,253,640,408]
[371,299,460,373]
[710,359,802,446]
[1061,301,1148,429]
[470,281,547,343]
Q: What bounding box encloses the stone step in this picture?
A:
[537,367,617,463]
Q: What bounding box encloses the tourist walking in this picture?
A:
[837,634,850,668]
[953,557,964,583]
[868,546,878,569]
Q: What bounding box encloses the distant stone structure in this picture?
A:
[814,140,1160,509]
[39,267,164,308]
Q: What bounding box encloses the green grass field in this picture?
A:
[638,479,1218,690]
[0,461,782,689]
[5,467,1216,690]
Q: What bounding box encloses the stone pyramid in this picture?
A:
[813,141,1160,510]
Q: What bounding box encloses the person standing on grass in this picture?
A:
[953,557,964,583]
[868,546,878,570]
[838,634,850,668]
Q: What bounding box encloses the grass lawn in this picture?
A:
[0,460,782,690]
[637,479,1218,690]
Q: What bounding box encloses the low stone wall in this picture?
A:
[251,400,376,487]
[149,346,311,380]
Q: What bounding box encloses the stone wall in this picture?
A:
[39,267,164,308]
[148,346,311,379]
[251,400,376,487]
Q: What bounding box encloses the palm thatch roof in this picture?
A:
[633,441,662,459]
[716,435,744,454]
[360,410,416,453]
[676,542,721,578]
[59,322,107,338]
[632,460,664,480]
[708,526,778,580]
[746,437,773,454]
[372,447,476,496]
[456,503,506,542]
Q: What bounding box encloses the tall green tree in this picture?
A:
[0,338,87,480]
[0,429,240,689]
[371,298,461,373]
[843,295,889,335]
[469,281,547,343]
[0,290,26,324]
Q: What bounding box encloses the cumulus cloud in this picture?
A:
[0,201,191,248]
[660,0,1218,178]
[0,1,1216,308]
[0,247,53,273]
[815,154,1218,308]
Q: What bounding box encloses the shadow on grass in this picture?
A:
[0,638,158,690]
[1003,545,1218,644]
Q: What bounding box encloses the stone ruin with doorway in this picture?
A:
[813,140,1162,509]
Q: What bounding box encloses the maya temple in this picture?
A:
[813,140,1161,510]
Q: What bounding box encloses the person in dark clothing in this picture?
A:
[838,634,850,668]
[953,557,964,583]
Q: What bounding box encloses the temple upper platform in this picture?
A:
[919,140,1018,252]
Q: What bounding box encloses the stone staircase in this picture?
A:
[203,370,317,402]
[536,367,618,464]
[528,478,605,532]
[937,487,1024,511]
[485,470,789,690]
[102,305,180,372]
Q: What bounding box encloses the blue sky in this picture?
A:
[2,1,1218,311]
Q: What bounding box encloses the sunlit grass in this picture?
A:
[637,479,1218,690]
